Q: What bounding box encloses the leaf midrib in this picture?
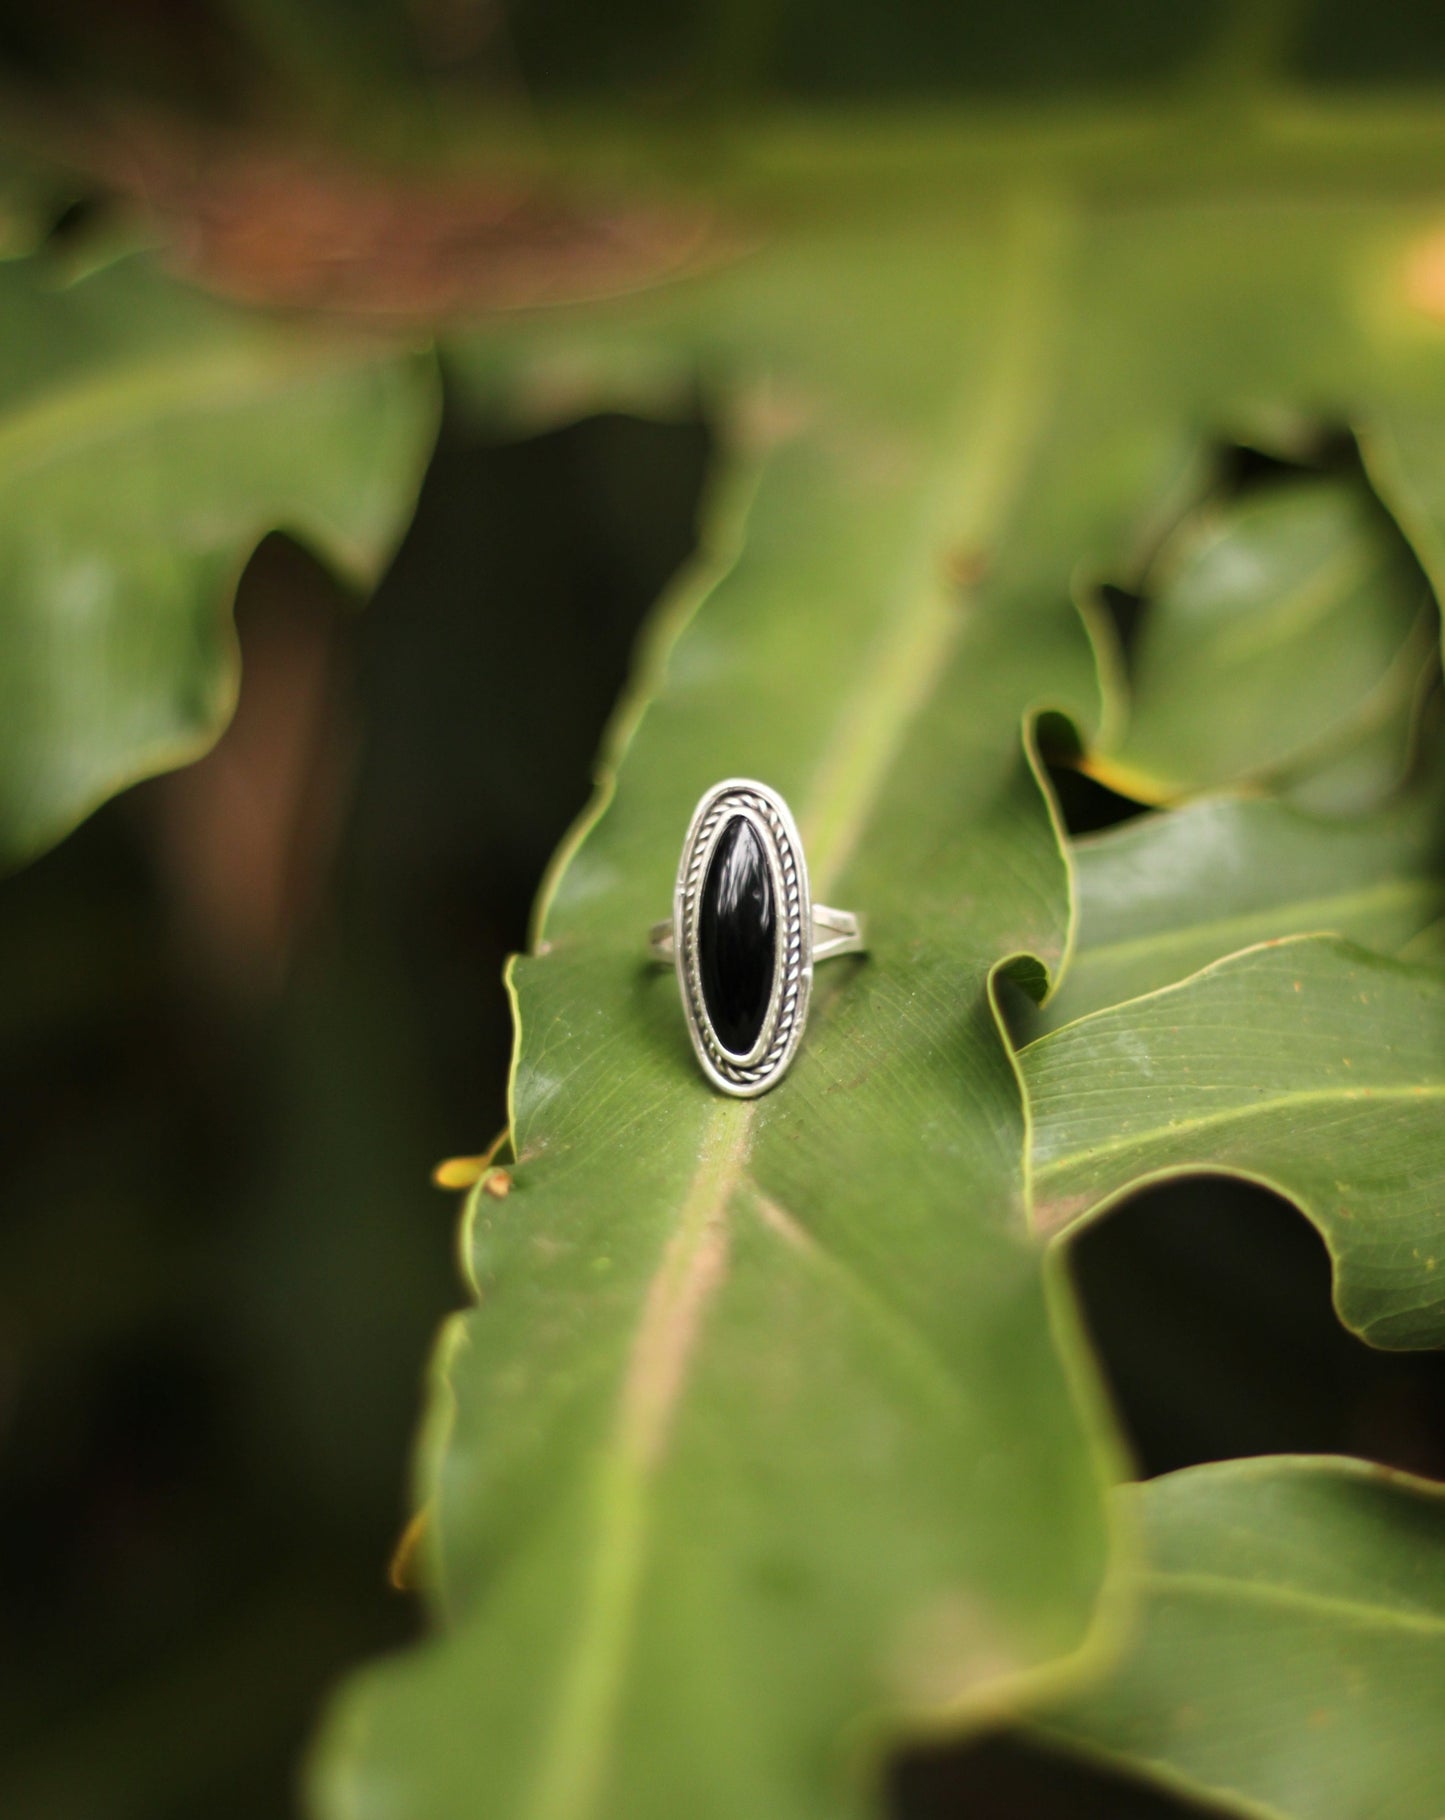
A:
[0,338,369,488]
[1033,1081,1445,1184]
[524,1110,750,1820]
[525,96,1445,213]
[1133,1564,1445,1639]
[1068,876,1441,983]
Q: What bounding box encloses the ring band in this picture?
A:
[648,904,866,964]
[651,779,866,1097]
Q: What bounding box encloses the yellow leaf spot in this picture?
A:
[1403,226,1445,322]
[432,1154,487,1190]
[945,546,991,590]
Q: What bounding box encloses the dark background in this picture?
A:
[2,4,1445,1816]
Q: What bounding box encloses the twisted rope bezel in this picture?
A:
[674,782,812,1095]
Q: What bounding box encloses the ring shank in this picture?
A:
[648,905,865,964]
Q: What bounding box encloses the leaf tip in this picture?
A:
[388,1504,432,1592]
[432,1153,488,1190]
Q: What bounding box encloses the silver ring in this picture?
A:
[650,779,866,1097]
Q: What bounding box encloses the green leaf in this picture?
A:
[1034,1456,1445,1820]
[1090,479,1433,804]
[0,141,76,261]
[1026,935,1445,1347]
[309,202,1134,1820]
[1404,915,1445,965]
[1274,644,1435,818]
[312,166,1445,1820]
[1035,785,1445,1031]
[0,252,438,867]
[1364,396,1445,666]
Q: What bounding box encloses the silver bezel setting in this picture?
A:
[673,779,812,1098]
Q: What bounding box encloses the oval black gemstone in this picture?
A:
[699,815,776,1056]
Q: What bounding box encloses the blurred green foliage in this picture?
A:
[0,411,710,1819]
[1,4,1445,1820]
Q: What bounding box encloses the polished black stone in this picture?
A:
[698,815,776,1056]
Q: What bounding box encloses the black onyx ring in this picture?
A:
[648,779,866,1097]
